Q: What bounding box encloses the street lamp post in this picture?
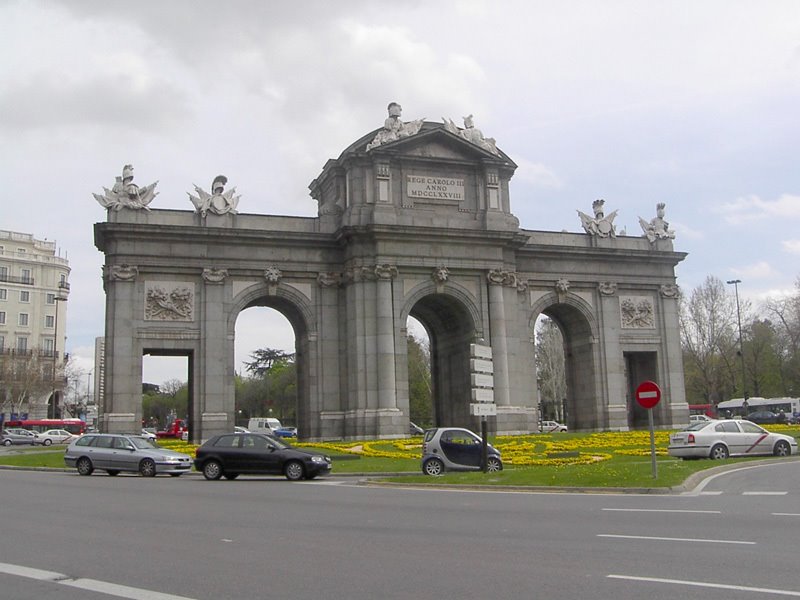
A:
[726,279,748,413]
[51,294,68,419]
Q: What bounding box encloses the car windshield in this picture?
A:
[130,437,158,449]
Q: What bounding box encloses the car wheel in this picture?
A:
[223,473,239,480]
[423,457,445,476]
[43,439,52,446]
[2,439,10,446]
[486,457,503,472]
[76,457,94,476]
[710,444,729,460]
[774,440,791,457]
[106,470,119,476]
[284,460,305,481]
[139,458,157,477]
[202,460,223,480]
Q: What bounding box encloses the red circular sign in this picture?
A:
[635,380,661,409]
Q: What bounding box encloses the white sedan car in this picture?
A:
[669,419,797,460]
[540,420,568,433]
[36,429,76,446]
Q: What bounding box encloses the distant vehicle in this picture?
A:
[668,419,797,460]
[689,414,713,424]
[273,427,297,438]
[421,427,502,475]
[194,432,331,481]
[140,429,157,442]
[35,429,75,446]
[409,422,424,435]
[540,420,568,433]
[1,428,39,446]
[745,410,785,425]
[64,433,193,477]
[234,426,250,434]
[157,419,188,439]
[3,418,86,435]
[247,417,283,433]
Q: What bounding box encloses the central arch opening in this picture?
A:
[409,293,476,429]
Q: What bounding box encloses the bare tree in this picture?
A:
[763,276,800,395]
[535,317,566,421]
[680,275,750,404]
[0,351,62,415]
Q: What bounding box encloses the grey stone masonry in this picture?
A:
[95,112,687,442]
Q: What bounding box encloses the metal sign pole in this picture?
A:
[481,417,488,472]
[648,408,657,479]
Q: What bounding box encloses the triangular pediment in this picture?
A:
[341,122,516,168]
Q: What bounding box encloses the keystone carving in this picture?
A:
[598,282,618,296]
[202,268,228,284]
[264,266,283,284]
[106,264,139,282]
[660,283,681,298]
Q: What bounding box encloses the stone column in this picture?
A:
[375,264,398,410]
[102,264,140,434]
[200,268,230,441]
[487,270,511,407]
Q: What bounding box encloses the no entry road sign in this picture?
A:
[635,380,661,409]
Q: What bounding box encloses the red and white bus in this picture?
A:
[3,418,87,435]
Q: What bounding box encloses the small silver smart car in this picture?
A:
[421,427,502,475]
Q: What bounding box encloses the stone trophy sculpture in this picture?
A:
[188,175,240,217]
[93,164,159,211]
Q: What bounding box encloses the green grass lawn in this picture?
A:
[5,427,796,488]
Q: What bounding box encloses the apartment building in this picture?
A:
[0,230,71,418]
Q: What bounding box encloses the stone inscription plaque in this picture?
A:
[407,175,464,201]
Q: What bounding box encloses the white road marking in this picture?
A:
[773,512,800,516]
[743,491,787,495]
[608,574,800,597]
[602,508,721,514]
[699,490,723,495]
[0,561,198,600]
[598,534,754,545]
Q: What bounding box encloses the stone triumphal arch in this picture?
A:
[94,104,688,441]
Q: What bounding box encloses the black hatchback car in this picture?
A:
[194,433,332,481]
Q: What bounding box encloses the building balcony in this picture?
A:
[0,273,34,285]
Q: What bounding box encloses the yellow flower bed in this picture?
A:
[155,429,698,467]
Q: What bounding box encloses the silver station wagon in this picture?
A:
[64,433,193,477]
[668,419,797,460]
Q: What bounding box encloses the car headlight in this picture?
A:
[311,455,329,464]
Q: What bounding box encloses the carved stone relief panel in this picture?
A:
[144,281,195,322]
[619,295,655,329]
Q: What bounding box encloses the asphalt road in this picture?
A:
[1,462,799,600]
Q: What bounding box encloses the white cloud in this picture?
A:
[720,194,800,225]
[512,158,562,189]
[782,240,800,254]
[729,261,782,280]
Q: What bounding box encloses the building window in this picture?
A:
[0,335,5,351]
[0,311,5,324]
[20,290,30,302]
[0,266,7,280]
[46,293,55,304]
[16,337,27,352]
[0,288,7,300]
[45,315,55,328]
[21,268,32,282]
[19,313,29,326]
[43,338,55,353]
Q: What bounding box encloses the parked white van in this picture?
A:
[247,417,283,433]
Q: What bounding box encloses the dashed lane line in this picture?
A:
[0,561,198,600]
[608,574,800,597]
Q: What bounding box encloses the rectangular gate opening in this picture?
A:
[624,351,658,429]
[142,350,193,441]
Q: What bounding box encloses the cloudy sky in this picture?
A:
[2,0,799,386]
